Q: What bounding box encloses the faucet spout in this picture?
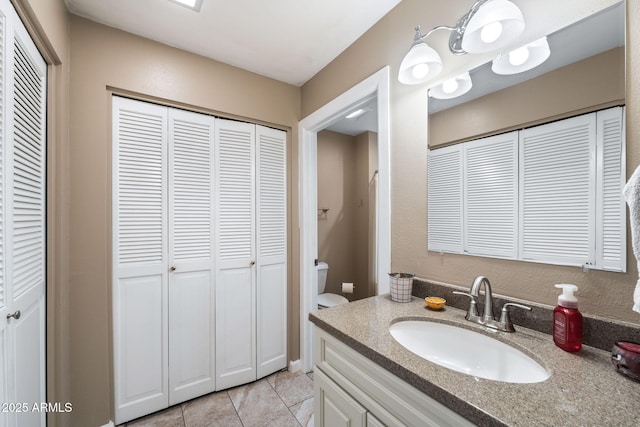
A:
[470,276,494,323]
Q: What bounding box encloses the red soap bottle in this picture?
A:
[553,284,582,352]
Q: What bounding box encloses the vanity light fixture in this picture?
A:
[491,36,551,75]
[169,0,203,12]
[428,72,473,99]
[398,0,525,85]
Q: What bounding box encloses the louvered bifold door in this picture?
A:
[464,132,518,259]
[519,114,596,266]
[113,97,169,424]
[167,108,216,404]
[255,125,287,378]
[595,107,626,272]
[215,118,256,389]
[427,144,463,253]
[2,2,47,425]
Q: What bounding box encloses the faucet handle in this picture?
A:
[499,303,532,332]
[452,291,480,320]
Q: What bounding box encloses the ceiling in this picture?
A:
[64,0,402,87]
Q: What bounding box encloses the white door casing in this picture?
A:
[0,0,47,425]
[298,67,391,373]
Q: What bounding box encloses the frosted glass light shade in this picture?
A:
[429,72,473,99]
[398,42,443,85]
[492,37,551,75]
[462,0,525,54]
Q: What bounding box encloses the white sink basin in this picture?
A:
[389,320,549,383]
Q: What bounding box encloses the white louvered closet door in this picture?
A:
[167,108,216,405]
[113,97,169,424]
[215,119,257,390]
[519,113,596,266]
[427,145,463,253]
[256,125,287,378]
[0,1,47,426]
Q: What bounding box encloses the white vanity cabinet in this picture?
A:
[313,327,474,427]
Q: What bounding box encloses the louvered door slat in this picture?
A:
[428,145,463,253]
[520,114,595,264]
[116,107,166,265]
[11,37,44,299]
[596,107,626,271]
[464,132,518,258]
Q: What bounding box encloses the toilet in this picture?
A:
[316,262,349,308]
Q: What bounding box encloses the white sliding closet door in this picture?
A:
[167,108,216,405]
[215,119,257,390]
[256,126,287,378]
[0,0,47,425]
[113,97,169,424]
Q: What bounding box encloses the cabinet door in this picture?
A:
[314,369,367,427]
[215,119,256,389]
[168,108,216,404]
[112,97,169,424]
[256,125,287,378]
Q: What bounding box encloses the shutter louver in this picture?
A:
[428,145,463,253]
[11,37,45,298]
[597,107,626,271]
[171,114,214,261]
[465,133,518,258]
[217,121,254,261]
[520,115,595,264]
[116,106,166,265]
[257,129,286,258]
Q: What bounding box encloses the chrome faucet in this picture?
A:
[453,275,532,332]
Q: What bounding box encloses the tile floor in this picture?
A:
[121,370,314,427]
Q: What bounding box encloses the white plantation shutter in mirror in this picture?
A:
[596,107,626,272]
[428,145,463,253]
[520,114,595,266]
[464,132,518,258]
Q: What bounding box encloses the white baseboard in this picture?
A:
[101,421,114,427]
[289,359,301,373]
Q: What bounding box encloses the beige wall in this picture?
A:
[301,0,639,323]
[317,130,357,297]
[430,47,625,146]
[67,16,300,426]
[317,130,377,301]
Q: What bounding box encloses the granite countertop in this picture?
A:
[309,295,640,427]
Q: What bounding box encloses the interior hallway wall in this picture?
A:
[68,16,300,426]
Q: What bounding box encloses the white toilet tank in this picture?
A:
[316,262,329,293]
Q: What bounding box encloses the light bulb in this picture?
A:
[441,78,459,94]
[508,46,530,66]
[412,63,430,79]
[480,21,503,44]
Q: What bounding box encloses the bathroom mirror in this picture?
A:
[428,1,625,146]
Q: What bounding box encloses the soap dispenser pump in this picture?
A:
[553,284,582,352]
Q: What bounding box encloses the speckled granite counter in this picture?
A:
[309,295,640,427]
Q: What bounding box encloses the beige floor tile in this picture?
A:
[290,397,314,427]
[126,405,184,427]
[267,370,314,407]
[182,392,242,427]
[228,379,300,427]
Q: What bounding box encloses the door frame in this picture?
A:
[298,67,391,372]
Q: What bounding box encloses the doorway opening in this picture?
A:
[298,67,391,372]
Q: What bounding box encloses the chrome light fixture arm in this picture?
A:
[448,0,490,55]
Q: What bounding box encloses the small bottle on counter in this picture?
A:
[553,284,582,352]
